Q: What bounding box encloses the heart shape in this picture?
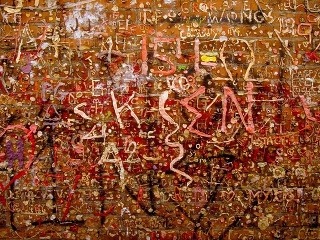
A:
[222,190,235,201]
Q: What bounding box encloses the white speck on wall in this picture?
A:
[164,0,174,4]
[73,30,83,39]
[40,42,50,50]
[45,0,57,8]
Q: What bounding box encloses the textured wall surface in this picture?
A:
[0,0,320,239]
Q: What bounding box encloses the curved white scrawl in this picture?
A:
[159,91,193,186]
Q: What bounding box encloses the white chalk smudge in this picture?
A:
[64,2,106,39]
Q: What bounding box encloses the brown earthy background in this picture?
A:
[0,0,319,239]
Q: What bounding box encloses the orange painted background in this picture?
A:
[0,0,320,239]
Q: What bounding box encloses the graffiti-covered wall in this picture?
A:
[0,0,320,239]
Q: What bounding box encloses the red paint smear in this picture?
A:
[226,173,233,180]
[137,186,143,202]
[45,174,65,180]
[306,51,320,61]
[252,148,260,161]
[233,161,240,169]
[0,195,6,206]
[1,170,27,192]
[70,225,79,232]
[61,174,82,221]
[93,205,115,216]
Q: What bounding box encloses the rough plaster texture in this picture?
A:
[0,0,320,239]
